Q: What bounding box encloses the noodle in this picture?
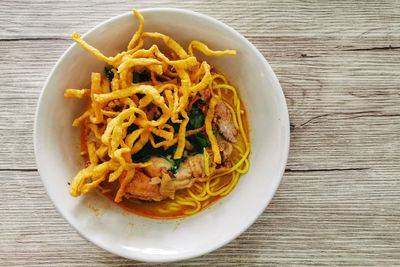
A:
[65,9,250,218]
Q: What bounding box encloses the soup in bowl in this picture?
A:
[34,8,289,262]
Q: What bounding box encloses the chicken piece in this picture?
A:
[144,156,172,177]
[125,171,164,201]
[175,160,192,180]
[159,172,175,199]
[175,153,212,182]
[128,148,232,202]
[213,101,238,143]
[173,178,195,190]
[187,154,205,178]
[218,140,233,162]
[159,171,196,199]
[149,177,161,185]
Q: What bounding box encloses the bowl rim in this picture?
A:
[34,7,290,263]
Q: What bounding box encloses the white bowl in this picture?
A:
[34,8,289,262]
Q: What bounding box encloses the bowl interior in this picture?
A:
[35,8,289,262]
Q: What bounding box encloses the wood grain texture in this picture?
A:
[1,170,399,266]
[1,0,400,38]
[1,0,400,266]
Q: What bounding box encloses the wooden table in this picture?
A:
[1,1,399,265]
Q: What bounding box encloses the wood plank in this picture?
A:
[1,0,400,38]
[1,170,399,266]
[0,40,69,169]
[1,36,399,170]
[2,0,400,265]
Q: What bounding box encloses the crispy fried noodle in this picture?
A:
[65,9,250,218]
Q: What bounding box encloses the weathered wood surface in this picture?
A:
[1,0,400,266]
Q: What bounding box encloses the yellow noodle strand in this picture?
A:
[127,9,144,50]
[188,40,237,57]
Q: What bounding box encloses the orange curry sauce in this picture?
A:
[79,97,249,219]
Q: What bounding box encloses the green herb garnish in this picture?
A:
[168,158,181,174]
[187,133,209,153]
[131,140,165,163]
[133,72,151,83]
[104,66,114,81]
[167,156,188,175]
[167,119,181,132]
[188,105,204,129]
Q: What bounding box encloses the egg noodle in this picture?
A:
[65,9,250,216]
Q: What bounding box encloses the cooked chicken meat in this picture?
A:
[125,147,234,201]
[218,140,233,162]
[214,100,238,143]
[124,106,237,201]
[125,171,164,201]
[143,156,172,177]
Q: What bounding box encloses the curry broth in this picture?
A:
[80,89,250,219]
